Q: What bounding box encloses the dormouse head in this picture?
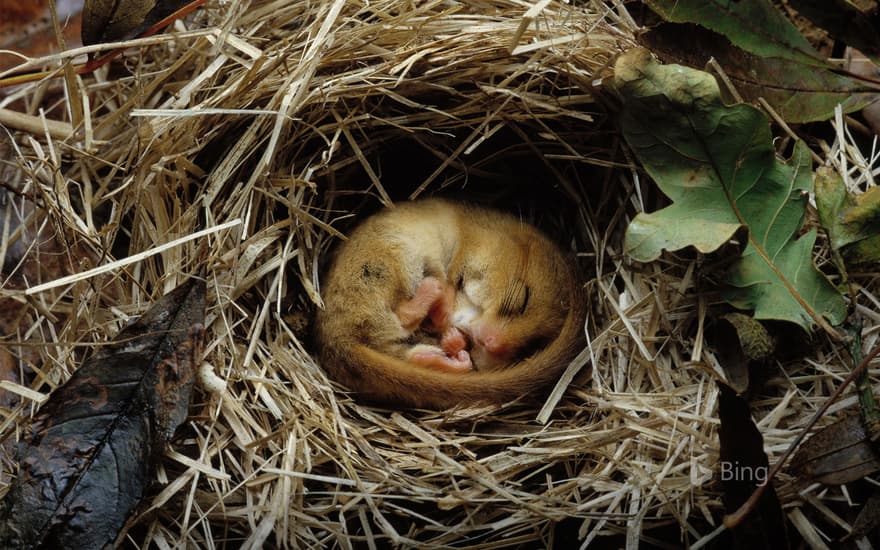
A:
[448,229,574,371]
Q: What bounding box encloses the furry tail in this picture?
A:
[341,281,587,409]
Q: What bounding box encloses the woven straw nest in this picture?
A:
[1,0,877,547]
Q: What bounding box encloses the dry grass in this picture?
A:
[0,0,878,548]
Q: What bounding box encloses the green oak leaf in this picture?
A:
[816,167,880,268]
[641,24,879,123]
[788,0,880,64]
[613,48,846,331]
[645,0,827,67]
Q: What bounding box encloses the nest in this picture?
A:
[1,0,877,547]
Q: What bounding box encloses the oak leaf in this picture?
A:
[612,49,846,331]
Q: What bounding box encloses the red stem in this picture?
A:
[0,0,209,88]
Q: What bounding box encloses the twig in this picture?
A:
[724,341,880,528]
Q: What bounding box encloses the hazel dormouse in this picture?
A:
[315,198,586,409]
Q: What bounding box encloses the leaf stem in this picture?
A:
[747,231,845,341]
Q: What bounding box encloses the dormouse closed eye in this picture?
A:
[499,280,530,316]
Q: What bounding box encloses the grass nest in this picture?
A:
[1,0,878,547]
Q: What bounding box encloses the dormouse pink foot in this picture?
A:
[395,277,445,330]
[426,282,456,331]
[440,326,468,355]
[406,345,473,373]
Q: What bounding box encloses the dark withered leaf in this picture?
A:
[81,0,192,45]
[718,384,789,548]
[0,279,205,549]
[851,489,880,539]
[789,412,880,485]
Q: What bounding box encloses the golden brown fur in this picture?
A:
[315,199,586,409]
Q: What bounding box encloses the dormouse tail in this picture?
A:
[347,280,587,409]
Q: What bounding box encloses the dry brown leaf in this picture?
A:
[0,280,205,548]
[789,413,880,485]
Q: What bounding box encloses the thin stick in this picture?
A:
[724,341,880,528]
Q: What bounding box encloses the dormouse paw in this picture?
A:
[395,276,456,332]
[440,326,468,355]
[395,277,444,330]
[406,344,473,373]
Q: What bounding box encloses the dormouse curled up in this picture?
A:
[315,198,586,409]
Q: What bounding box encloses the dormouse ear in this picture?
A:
[455,263,485,286]
[454,272,464,289]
